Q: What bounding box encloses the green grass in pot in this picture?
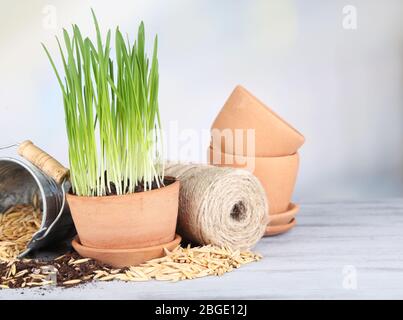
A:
[42,9,164,197]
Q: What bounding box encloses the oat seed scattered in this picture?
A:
[0,245,261,289]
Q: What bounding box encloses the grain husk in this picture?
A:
[0,245,261,289]
[0,204,42,261]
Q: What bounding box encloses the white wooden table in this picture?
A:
[1,199,402,299]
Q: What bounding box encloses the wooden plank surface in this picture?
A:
[1,199,402,299]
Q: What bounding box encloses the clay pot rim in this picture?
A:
[66,176,179,200]
[272,203,299,217]
[269,203,299,226]
[265,218,296,236]
[270,218,296,230]
[212,85,305,142]
[209,145,298,160]
[72,233,182,253]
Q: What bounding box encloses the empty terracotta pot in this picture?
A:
[265,218,296,236]
[269,203,299,227]
[66,178,180,250]
[72,234,182,268]
[211,85,305,157]
[208,146,299,214]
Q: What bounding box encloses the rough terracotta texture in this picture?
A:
[66,179,180,249]
[211,85,305,157]
[265,218,296,236]
[208,146,299,214]
[72,234,182,268]
[269,203,299,227]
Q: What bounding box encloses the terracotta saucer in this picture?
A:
[72,234,182,268]
[264,218,296,236]
[269,203,299,227]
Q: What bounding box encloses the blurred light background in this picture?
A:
[0,0,402,200]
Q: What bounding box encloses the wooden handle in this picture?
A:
[18,140,69,184]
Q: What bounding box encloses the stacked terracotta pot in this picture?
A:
[208,85,304,236]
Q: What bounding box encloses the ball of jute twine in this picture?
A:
[165,163,269,251]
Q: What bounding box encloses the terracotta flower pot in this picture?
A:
[208,146,299,214]
[72,234,182,268]
[211,85,305,157]
[66,178,180,250]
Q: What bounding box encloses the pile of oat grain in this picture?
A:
[0,245,262,289]
[0,203,42,261]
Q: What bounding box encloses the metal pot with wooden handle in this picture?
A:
[0,140,76,257]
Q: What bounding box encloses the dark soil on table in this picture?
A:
[0,252,117,289]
